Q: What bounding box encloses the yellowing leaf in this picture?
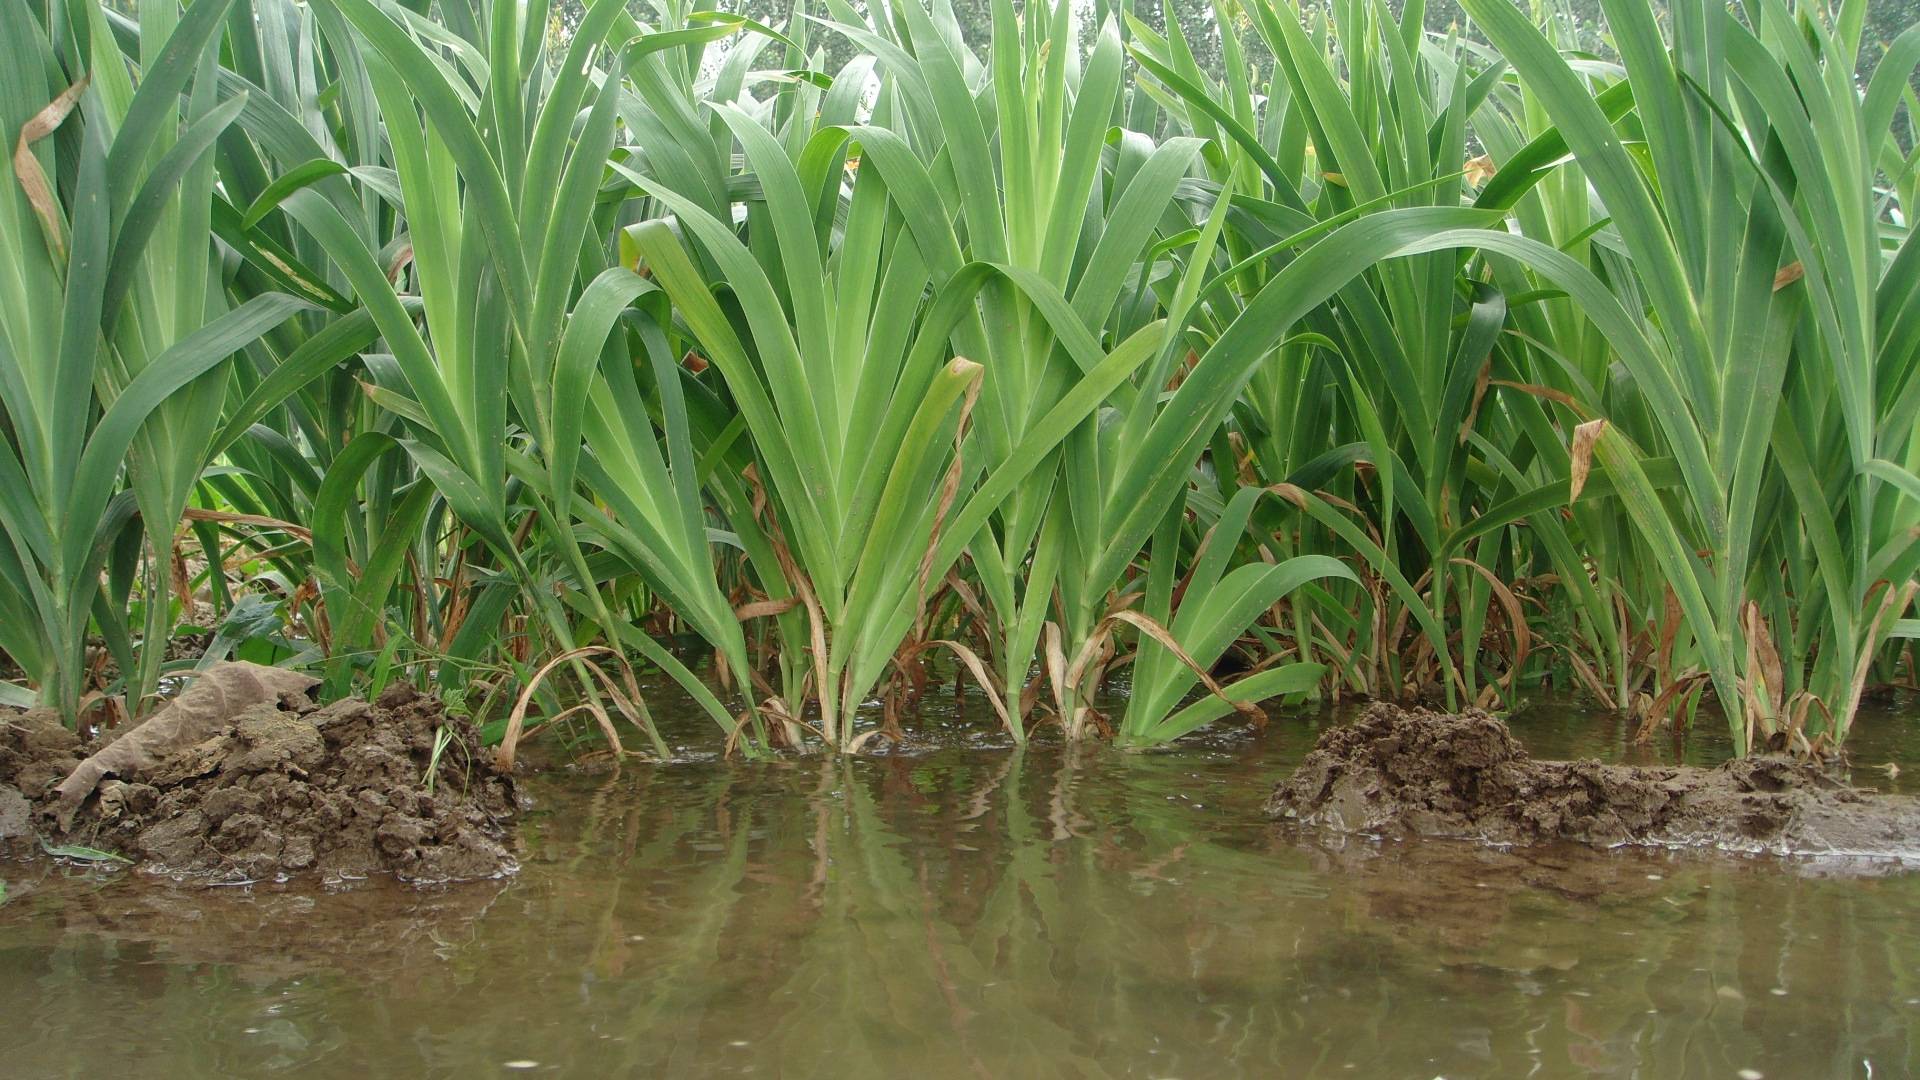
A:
[1569,418,1609,503]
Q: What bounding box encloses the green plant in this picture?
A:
[1462,0,1920,748]
[0,0,315,723]
[618,23,1158,744]
[1,0,1911,758]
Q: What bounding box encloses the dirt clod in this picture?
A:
[51,662,320,827]
[1268,704,1920,861]
[2,670,516,883]
[1,709,83,858]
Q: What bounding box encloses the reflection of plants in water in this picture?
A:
[737,748,1313,1074]
[757,757,1029,1074]
[484,742,1920,1075]
[522,763,759,1075]
[9,731,1920,1076]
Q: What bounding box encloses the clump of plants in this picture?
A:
[1,0,1914,757]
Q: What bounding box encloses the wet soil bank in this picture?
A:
[1268,703,1920,861]
[0,663,515,883]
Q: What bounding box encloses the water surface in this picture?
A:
[3,698,1918,1077]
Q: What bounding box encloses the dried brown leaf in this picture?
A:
[13,75,90,263]
[1568,418,1608,503]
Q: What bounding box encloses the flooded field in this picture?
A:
[2,700,1918,1078]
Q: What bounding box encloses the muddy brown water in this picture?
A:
[2,695,1919,1078]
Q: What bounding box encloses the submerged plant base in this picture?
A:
[1,675,515,883]
[1268,704,1920,863]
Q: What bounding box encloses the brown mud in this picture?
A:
[1268,703,1920,861]
[1,667,515,883]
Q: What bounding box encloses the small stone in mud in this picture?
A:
[1267,703,1920,862]
[0,786,31,844]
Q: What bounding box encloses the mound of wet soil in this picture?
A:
[1267,703,1920,860]
[0,710,81,859]
[1,667,515,882]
